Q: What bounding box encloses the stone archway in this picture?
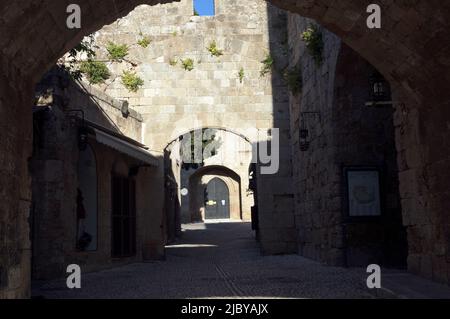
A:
[165,128,254,227]
[2,0,450,297]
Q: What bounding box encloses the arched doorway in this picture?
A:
[205,178,230,220]
[187,165,246,223]
[165,128,254,226]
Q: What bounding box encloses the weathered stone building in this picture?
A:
[2,0,450,298]
[31,68,165,280]
[85,0,295,255]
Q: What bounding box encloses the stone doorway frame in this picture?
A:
[189,165,243,222]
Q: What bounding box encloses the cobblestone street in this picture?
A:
[32,221,374,299]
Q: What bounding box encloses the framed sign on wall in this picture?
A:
[343,167,382,218]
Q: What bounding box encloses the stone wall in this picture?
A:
[288,16,407,267]
[91,0,279,150]
[394,81,450,284]
[66,80,144,142]
[288,16,342,264]
[0,69,33,299]
[255,4,296,255]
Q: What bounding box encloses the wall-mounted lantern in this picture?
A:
[299,125,310,152]
[121,100,130,118]
[299,112,321,152]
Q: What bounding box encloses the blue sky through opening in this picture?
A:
[194,0,215,16]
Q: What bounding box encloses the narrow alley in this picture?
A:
[32,221,375,299]
[3,1,450,302]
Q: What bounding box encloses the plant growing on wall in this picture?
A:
[181,58,195,71]
[137,35,151,48]
[121,70,144,92]
[68,35,96,61]
[80,60,111,84]
[283,67,303,96]
[63,36,144,93]
[260,54,274,77]
[238,67,245,83]
[207,41,223,57]
[106,42,129,61]
[301,24,324,66]
[169,58,178,66]
[61,35,97,80]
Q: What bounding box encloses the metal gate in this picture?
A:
[205,178,230,219]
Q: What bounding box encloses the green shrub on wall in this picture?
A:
[80,60,111,84]
[207,41,224,57]
[66,36,146,93]
[260,54,274,77]
[238,68,245,83]
[107,42,129,61]
[137,35,151,48]
[121,71,144,92]
[181,58,195,71]
[63,35,97,80]
[301,24,324,66]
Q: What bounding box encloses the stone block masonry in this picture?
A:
[92,0,280,150]
[86,0,296,255]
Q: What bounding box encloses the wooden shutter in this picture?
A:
[111,175,137,258]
